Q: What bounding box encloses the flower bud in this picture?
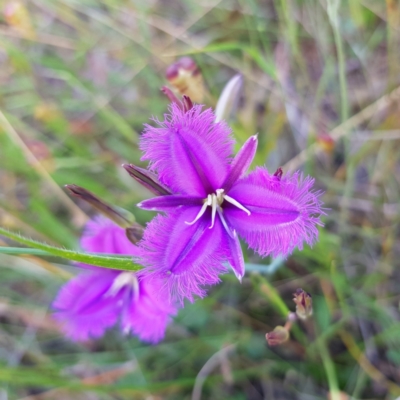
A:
[65,185,135,228]
[215,74,242,123]
[125,225,144,245]
[265,325,289,346]
[161,86,180,106]
[165,57,204,103]
[182,95,193,113]
[122,164,171,196]
[273,167,283,180]
[293,288,313,320]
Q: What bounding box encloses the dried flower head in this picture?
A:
[293,288,313,320]
[265,325,290,346]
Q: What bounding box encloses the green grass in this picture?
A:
[1,0,400,399]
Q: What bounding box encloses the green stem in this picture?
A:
[0,227,142,272]
[317,339,341,400]
[253,275,290,317]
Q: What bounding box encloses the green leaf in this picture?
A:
[0,227,142,272]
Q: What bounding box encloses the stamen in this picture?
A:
[209,194,218,229]
[104,272,138,298]
[132,275,140,302]
[185,195,211,225]
[217,208,234,238]
[184,189,250,230]
[223,194,251,216]
[216,188,225,204]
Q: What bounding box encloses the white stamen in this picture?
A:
[217,208,234,238]
[216,188,225,200]
[185,195,211,225]
[104,272,139,299]
[209,194,218,229]
[223,194,251,216]
[184,189,250,230]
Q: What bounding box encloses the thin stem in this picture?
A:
[0,247,132,258]
[0,227,141,272]
[256,275,290,317]
[327,0,348,122]
[339,330,400,396]
[317,339,341,400]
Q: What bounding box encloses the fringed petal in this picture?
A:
[225,168,324,257]
[137,208,229,304]
[80,216,140,257]
[53,270,120,341]
[140,103,234,196]
[121,277,177,344]
[54,216,176,343]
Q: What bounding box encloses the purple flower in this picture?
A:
[53,216,177,343]
[135,104,324,303]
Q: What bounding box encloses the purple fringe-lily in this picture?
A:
[136,104,324,303]
[53,216,176,343]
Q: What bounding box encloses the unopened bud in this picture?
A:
[265,325,289,346]
[215,74,242,123]
[125,225,144,245]
[161,86,181,107]
[293,288,313,320]
[182,95,193,112]
[273,167,283,179]
[160,88,194,113]
[122,164,171,196]
[65,185,135,228]
[165,57,204,103]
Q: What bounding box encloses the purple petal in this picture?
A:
[222,134,258,191]
[137,195,202,211]
[54,215,178,344]
[140,104,234,196]
[80,216,140,257]
[137,209,229,304]
[121,277,177,344]
[223,230,245,281]
[225,168,324,257]
[53,271,120,341]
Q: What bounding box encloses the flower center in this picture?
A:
[104,272,140,301]
[185,188,250,233]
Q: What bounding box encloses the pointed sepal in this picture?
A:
[65,185,135,228]
[122,164,172,196]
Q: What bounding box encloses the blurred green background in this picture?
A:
[1,0,400,399]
